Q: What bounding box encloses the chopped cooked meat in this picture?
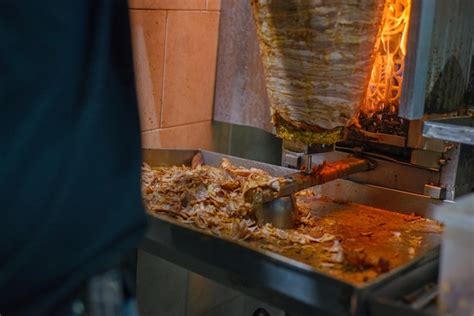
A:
[141,160,317,244]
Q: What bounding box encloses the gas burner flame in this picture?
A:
[363,0,411,115]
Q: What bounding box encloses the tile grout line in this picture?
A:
[205,0,209,10]
[209,9,221,130]
[159,10,169,129]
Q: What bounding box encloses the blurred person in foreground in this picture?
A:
[0,1,147,315]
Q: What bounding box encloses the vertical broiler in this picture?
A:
[250,0,474,202]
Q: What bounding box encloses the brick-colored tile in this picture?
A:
[206,0,221,10]
[141,121,213,149]
[130,10,167,131]
[129,0,206,10]
[161,11,220,128]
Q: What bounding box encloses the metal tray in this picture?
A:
[140,149,441,316]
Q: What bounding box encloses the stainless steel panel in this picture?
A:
[423,0,474,114]
[317,180,443,219]
[143,122,283,166]
[213,0,273,132]
[423,116,474,146]
[407,119,452,152]
[399,0,474,119]
[392,0,435,119]
[185,273,240,316]
[137,250,189,316]
[225,123,282,165]
[137,249,285,316]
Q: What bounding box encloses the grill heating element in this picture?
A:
[364,0,411,114]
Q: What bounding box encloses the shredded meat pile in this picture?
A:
[142,158,332,246]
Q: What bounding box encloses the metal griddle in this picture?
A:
[140,149,440,316]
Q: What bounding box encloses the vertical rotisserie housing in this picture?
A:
[250,0,385,144]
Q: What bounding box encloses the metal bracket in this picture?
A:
[424,184,447,200]
[281,140,335,172]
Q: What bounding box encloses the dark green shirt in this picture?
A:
[0,1,146,314]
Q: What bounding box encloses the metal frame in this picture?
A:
[399,0,436,120]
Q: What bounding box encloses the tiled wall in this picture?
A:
[129,0,221,149]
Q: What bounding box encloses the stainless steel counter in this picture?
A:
[138,149,444,316]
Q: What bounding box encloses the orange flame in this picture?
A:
[363,0,411,114]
